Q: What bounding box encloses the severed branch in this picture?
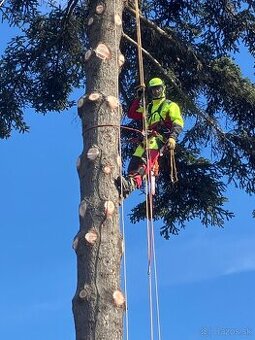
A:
[126,5,176,41]
[122,31,227,140]
[122,32,175,81]
[126,5,204,70]
[62,0,79,25]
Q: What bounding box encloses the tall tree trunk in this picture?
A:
[72,1,125,339]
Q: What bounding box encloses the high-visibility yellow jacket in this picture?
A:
[128,97,184,140]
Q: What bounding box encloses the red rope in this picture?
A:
[83,124,143,135]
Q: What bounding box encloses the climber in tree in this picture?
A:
[117,77,184,198]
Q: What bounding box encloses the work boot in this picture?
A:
[115,176,137,199]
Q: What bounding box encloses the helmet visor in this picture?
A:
[150,85,164,99]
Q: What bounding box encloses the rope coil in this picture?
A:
[170,149,178,183]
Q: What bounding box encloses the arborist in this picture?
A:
[117,77,184,198]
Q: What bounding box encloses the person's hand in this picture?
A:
[168,137,176,150]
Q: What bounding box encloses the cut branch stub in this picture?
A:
[103,165,112,174]
[76,156,81,171]
[77,96,86,108]
[95,43,112,61]
[87,146,100,160]
[85,229,98,245]
[72,237,79,251]
[79,289,87,300]
[79,284,95,301]
[79,200,87,218]
[118,53,125,67]
[113,290,125,307]
[88,17,94,26]
[114,14,122,26]
[95,3,106,15]
[104,200,115,217]
[106,96,119,110]
[88,92,101,101]
[85,49,93,61]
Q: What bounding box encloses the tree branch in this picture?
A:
[122,32,173,79]
[122,31,227,140]
[125,5,204,70]
[62,0,79,25]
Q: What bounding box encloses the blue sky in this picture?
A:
[1,16,255,340]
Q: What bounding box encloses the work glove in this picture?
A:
[168,137,176,150]
[135,85,145,99]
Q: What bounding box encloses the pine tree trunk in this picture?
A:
[72,1,125,339]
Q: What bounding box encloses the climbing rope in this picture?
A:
[134,1,162,340]
[134,1,154,339]
[83,124,143,136]
[151,222,162,340]
[170,149,178,183]
[134,0,145,88]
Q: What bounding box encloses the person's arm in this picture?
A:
[167,102,184,140]
[162,101,184,149]
[127,99,144,120]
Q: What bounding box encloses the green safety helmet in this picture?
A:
[148,77,165,99]
[148,77,164,87]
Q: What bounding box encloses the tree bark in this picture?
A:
[72,1,125,339]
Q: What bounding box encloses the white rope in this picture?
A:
[133,1,157,339]
[147,219,154,340]
[144,122,155,340]
[0,0,5,7]
[113,1,129,339]
[142,52,155,340]
[119,186,129,340]
[143,173,154,340]
[151,223,162,340]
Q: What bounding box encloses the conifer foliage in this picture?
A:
[1,1,255,339]
[1,1,254,230]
